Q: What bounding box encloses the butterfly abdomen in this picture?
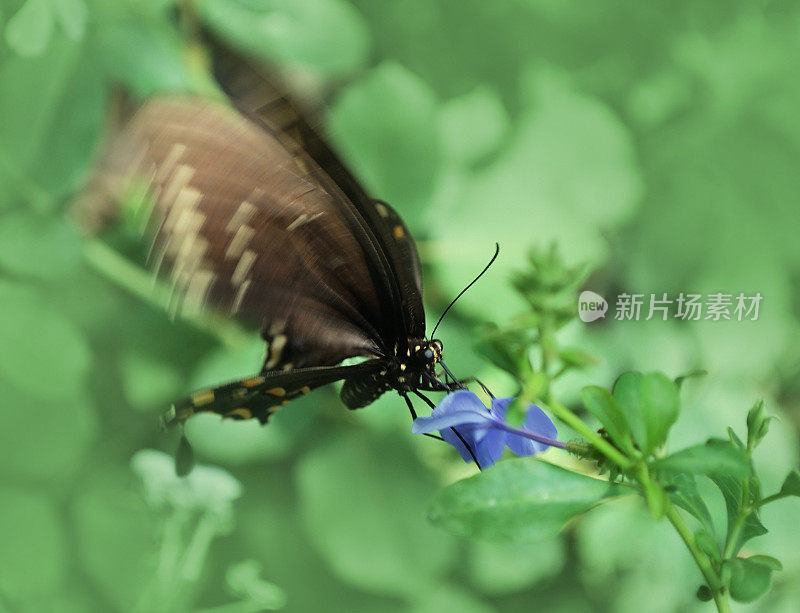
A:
[340,369,392,409]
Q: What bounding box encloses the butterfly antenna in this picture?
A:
[431,243,500,339]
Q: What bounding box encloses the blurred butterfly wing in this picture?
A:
[111,97,390,369]
[209,41,427,340]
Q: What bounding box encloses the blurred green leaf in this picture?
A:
[652,439,751,479]
[4,0,53,57]
[199,0,370,78]
[437,85,508,167]
[467,537,565,595]
[90,2,192,97]
[0,486,67,598]
[428,458,616,543]
[728,556,778,603]
[119,351,182,411]
[329,62,442,223]
[0,380,97,482]
[296,433,456,597]
[580,386,635,455]
[409,585,493,613]
[0,280,91,401]
[50,0,88,41]
[612,372,679,455]
[0,211,81,279]
[73,470,155,610]
[225,559,287,611]
[0,30,104,205]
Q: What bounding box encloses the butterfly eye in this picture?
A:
[423,349,434,361]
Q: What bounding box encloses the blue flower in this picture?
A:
[412,390,561,468]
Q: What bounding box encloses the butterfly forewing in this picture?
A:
[119,97,392,368]
[209,41,427,341]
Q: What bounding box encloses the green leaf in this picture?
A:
[674,369,707,389]
[667,474,715,535]
[613,371,680,454]
[694,529,721,564]
[581,386,635,455]
[652,439,751,479]
[778,470,800,498]
[5,0,53,57]
[559,347,599,369]
[728,556,777,603]
[727,426,745,449]
[427,458,617,543]
[745,399,772,450]
[0,211,81,279]
[710,473,767,555]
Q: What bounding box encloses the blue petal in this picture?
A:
[411,409,490,435]
[491,397,557,456]
[523,406,558,454]
[475,427,506,468]
[440,427,477,463]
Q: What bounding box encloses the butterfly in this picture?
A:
[88,37,474,435]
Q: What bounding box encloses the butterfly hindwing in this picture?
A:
[167,361,383,425]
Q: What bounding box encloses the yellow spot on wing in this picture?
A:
[228,407,252,419]
[242,376,265,388]
[191,390,215,407]
[266,387,286,397]
[393,225,405,239]
[300,386,311,395]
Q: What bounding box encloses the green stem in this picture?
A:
[758,492,783,507]
[722,475,751,560]
[665,502,731,613]
[545,394,633,469]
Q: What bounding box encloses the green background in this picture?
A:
[1,0,799,611]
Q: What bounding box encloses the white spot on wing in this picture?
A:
[156,143,187,183]
[225,225,256,259]
[226,200,257,233]
[265,334,287,368]
[231,249,257,287]
[162,164,195,207]
[232,279,251,313]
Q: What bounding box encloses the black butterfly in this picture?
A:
[94,39,473,436]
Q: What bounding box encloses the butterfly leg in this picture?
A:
[401,392,443,441]
[412,390,481,469]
